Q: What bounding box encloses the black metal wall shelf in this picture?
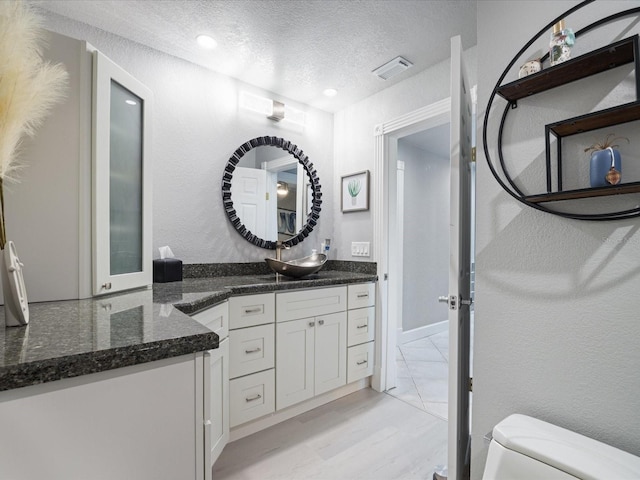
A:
[484,1,640,220]
[525,181,640,204]
[497,35,639,103]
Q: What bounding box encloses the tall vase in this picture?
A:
[590,147,621,188]
[1,241,29,327]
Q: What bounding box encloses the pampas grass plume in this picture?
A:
[0,0,68,249]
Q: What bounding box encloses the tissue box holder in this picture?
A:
[153,258,183,283]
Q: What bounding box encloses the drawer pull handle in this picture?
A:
[245,347,261,354]
[244,307,262,314]
[245,394,262,402]
[318,319,325,325]
[357,293,369,298]
[356,324,368,329]
[309,321,315,327]
[356,360,368,365]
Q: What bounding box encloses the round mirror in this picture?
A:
[221,136,322,249]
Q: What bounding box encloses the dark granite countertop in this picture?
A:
[155,269,378,315]
[1,266,376,392]
[0,289,218,392]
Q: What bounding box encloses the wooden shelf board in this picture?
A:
[525,181,640,203]
[548,102,640,137]
[497,35,637,102]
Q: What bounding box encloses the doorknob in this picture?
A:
[438,296,449,303]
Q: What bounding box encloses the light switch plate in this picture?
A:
[351,242,370,257]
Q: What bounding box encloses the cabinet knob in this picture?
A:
[357,359,368,365]
[318,319,325,325]
[102,282,112,290]
[356,324,368,329]
[309,321,315,327]
[245,394,262,402]
[245,347,261,354]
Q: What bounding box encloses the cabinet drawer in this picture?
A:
[347,306,375,347]
[229,293,275,329]
[347,341,374,383]
[229,369,275,428]
[348,283,375,310]
[276,286,347,322]
[192,301,228,339]
[229,324,275,379]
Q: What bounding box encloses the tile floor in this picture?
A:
[386,330,450,420]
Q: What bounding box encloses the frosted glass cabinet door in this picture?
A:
[93,51,152,295]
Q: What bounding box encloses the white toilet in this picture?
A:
[483,414,640,479]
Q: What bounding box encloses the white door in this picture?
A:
[231,167,268,239]
[448,35,473,480]
[314,312,347,395]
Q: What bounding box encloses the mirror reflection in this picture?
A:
[221,137,322,250]
[232,146,311,242]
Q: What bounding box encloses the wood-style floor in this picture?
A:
[212,388,448,480]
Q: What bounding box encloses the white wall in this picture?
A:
[333,46,477,261]
[38,11,334,266]
[399,140,449,332]
[473,1,640,477]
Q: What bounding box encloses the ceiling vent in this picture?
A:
[372,56,413,80]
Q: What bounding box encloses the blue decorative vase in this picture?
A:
[590,147,621,188]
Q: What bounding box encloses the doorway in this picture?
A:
[385,122,452,419]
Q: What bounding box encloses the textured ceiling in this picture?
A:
[32,0,477,113]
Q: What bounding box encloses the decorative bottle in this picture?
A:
[549,20,575,66]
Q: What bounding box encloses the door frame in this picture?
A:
[372,98,451,392]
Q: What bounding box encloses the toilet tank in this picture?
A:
[483,414,640,480]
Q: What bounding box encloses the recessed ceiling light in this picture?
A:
[323,88,338,97]
[196,34,217,49]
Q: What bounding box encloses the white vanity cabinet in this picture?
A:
[0,354,210,480]
[191,301,229,467]
[275,286,348,410]
[346,283,376,382]
[228,293,276,427]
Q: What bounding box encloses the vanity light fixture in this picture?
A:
[239,91,305,126]
[323,88,338,97]
[196,34,217,49]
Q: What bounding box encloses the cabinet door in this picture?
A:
[276,317,315,410]
[209,338,229,467]
[93,51,152,295]
[314,312,347,396]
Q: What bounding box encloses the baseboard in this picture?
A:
[229,378,370,442]
[397,320,448,345]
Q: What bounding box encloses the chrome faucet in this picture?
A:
[275,241,290,261]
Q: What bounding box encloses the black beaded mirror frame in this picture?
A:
[221,136,322,249]
[484,0,640,220]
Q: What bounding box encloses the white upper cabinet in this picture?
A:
[92,51,152,295]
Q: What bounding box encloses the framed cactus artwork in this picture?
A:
[341,170,369,212]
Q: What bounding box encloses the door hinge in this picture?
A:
[266,192,270,200]
[471,146,476,163]
[469,377,473,392]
